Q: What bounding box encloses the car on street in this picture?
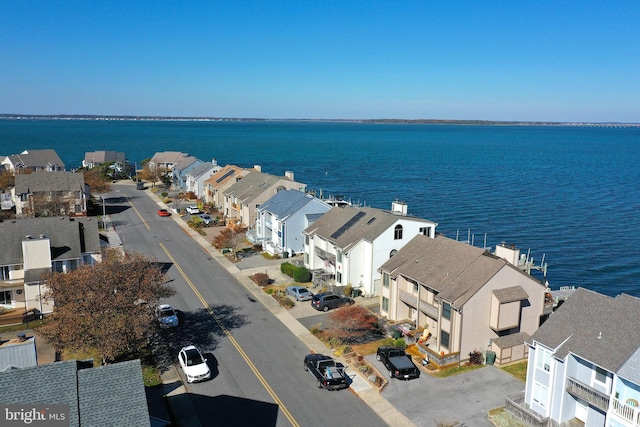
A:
[155,304,179,328]
[286,285,313,301]
[186,206,202,215]
[157,209,171,217]
[199,214,213,225]
[311,292,355,312]
[178,345,211,383]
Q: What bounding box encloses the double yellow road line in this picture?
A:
[160,243,300,427]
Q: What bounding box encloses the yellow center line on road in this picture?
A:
[159,242,300,427]
[124,195,151,230]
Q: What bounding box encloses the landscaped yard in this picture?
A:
[501,361,527,382]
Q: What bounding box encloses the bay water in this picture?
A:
[2,119,639,297]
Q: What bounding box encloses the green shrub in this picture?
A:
[393,338,407,349]
[293,266,311,283]
[161,192,168,198]
[343,284,353,297]
[280,262,295,277]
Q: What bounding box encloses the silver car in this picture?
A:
[286,285,313,301]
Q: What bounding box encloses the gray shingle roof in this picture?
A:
[304,206,435,252]
[7,149,65,170]
[83,151,126,164]
[0,217,101,266]
[493,286,529,303]
[378,234,534,308]
[0,359,150,427]
[258,189,322,219]
[225,170,301,204]
[149,151,189,166]
[187,162,216,179]
[15,171,85,194]
[173,156,200,171]
[530,287,640,373]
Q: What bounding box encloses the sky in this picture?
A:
[1,1,639,122]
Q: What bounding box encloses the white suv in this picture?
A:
[186,206,202,215]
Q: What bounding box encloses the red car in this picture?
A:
[157,209,171,217]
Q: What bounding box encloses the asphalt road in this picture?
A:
[109,183,387,427]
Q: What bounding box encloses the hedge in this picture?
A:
[280,262,311,283]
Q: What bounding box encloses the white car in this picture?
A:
[178,346,211,383]
[186,206,202,215]
[155,304,179,328]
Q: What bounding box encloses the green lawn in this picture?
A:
[502,361,528,382]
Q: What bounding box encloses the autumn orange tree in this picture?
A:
[327,304,379,345]
[38,249,175,364]
[0,169,15,191]
[212,218,248,260]
[83,168,112,194]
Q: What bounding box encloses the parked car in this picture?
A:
[376,346,421,380]
[304,353,348,390]
[199,214,213,225]
[310,292,354,312]
[157,209,171,217]
[186,206,202,215]
[155,304,179,328]
[286,286,313,301]
[178,345,211,383]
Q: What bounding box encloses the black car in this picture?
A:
[311,292,354,312]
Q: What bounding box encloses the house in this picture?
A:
[0,217,102,315]
[171,156,204,190]
[506,287,640,427]
[147,151,189,171]
[12,171,89,217]
[1,149,65,172]
[378,235,548,366]
[254,189,332,256]
[0,359,151,426]
[185,158,221,197]
[82,151,126,170]
[223,168,307,229]
[203,165,251,211]
[303,201,437,297]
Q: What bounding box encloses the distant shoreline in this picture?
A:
[0,114,638,127]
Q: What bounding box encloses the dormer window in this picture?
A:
[394,225,403,240]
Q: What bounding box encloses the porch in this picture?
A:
[505,391,585,427]
[610,397,640,426]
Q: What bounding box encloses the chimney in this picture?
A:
[391,200,408,216]
[284,171,294,181]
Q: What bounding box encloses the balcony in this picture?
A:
[611,397,640,426]
[314,247,336,264]
[566,377,610,412]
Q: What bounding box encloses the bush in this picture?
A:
[251,273,270,287]
[468,349,484,365]
[393,338,407,349]
[293,267,311,283]
[161,192,168,198]
[281,262,295,277]
[343,284,353,297]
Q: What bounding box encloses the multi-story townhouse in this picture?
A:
[1,149,65,172]
[303,201,437,297]
[203,165,251,210]
[184,159,221,197]
[507,287,640,427]
[0,217,102,315]
[379,235,548,366]
[12,171,89,217]
[223,168,306,229]
[171,156,203,190]
[255,189,332,256]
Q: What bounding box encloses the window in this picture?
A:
[594,366,607,384]
[536,348,551,372]
[419,227,431,237]
[0,290,11,305]
[305,234,309,245]
[394,225,403,240]
[440,330,450,349]
[442,302,451,320]
[382,297,389,312]
[1,266,10,281]
[336,272,342,283]
[389,249,397,257]
[383,273,389,288]
[304,253,309,264]
[336,251,342,262]
[412,280,419,292]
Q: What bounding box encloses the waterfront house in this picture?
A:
[0,359,151,426]
[82,150,126,170]
[12,171,89,217]
[379,235,548,365]
[185,158,221,197]
[303,201,437,297]
[506,287,640,427]
[1,149,65,172]
[171,156,204,190]
[203,164,251,211]
[148,151,189,171]
[0,217,102,316]
[223,168,307,229]
[254,189,332,256]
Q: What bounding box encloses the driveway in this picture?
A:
[368,355,525,426]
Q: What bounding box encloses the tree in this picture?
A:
[83,168,112,194]
[212,218,247,260]
[0,169,15,191]
[327,305,379,345]
[38,249,175,364]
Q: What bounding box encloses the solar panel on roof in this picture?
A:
[330,211,366,239]
[215,169,235,183]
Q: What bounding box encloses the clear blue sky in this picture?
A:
[2,1,639,122]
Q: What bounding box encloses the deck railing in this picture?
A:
[566,377,609,412]
[611,398,640,426]
[504,391,549,427]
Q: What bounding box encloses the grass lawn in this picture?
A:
[0,319,46,334]
[502,361,528,382]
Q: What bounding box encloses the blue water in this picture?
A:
[2,119,640,297]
